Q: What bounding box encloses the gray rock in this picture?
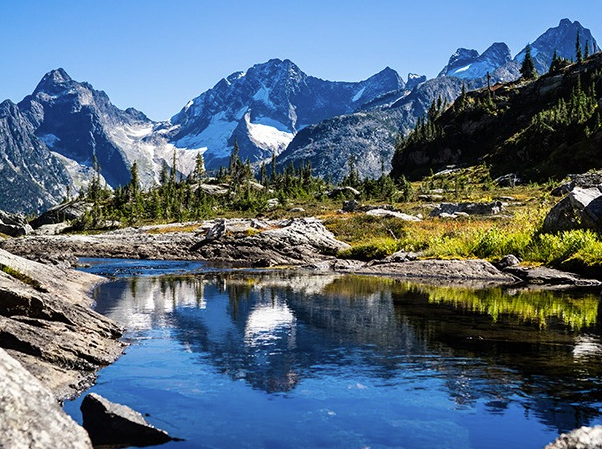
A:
[267,198,280,208]
[418,194,444,202]
[30,201,90,229]
[194,218,350,266]
[0,348,92,449]
[494,173,524,187]
[0,248,123,400]
[365,209,422,221]
[0,211,33,237]
[290,207,305,213]
[496,254,521,269]
[543,187,602,233]
[382,251,419,263]
[355,259,518,284]
[544,426,602,449]
[81,393,173,448]
[342,199,360,212]
[430,201,504,217]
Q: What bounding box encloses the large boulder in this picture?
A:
[0,348,92,449]
[544,426,602,449]
[543,187,602,233]
[81,393,174,447]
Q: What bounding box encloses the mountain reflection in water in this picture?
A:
[91,271,602,439]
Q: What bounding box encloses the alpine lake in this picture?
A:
[64,258,602,449]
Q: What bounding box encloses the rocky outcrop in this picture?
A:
[543,187,602,233]
[365,209,422,221]
[544,426,602,449]
[0,249,123,400]
[81,393,174,447]
[194,218,350,267]
[0,348,93,449]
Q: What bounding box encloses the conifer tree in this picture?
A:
[193,153,205,183]
[585,39,590,59]
[576,32,583,63]
[520,44,538,80]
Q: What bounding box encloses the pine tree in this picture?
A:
[520,44,538,80]
[193,153,205,183]
[576,32,583,63]
[585,39,590,59]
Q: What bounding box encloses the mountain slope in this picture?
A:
[18,69,202,190]
[391,53,602,181]
[0,100,72,214]
[169,59,404,168]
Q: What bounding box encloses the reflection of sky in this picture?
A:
[88,270,602,440]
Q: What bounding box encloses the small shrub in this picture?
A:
[338,238,399,261]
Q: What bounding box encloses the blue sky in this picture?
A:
[1,0,601,120]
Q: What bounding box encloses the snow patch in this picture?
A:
[39,134,60,148]
[175,117,239,158]
[246,115,294,156]
[352,87,366,102]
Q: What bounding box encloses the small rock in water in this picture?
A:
[81,393,176,447]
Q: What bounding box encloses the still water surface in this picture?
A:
[65,259,602,449]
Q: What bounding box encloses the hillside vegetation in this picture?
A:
[391,52,602,181]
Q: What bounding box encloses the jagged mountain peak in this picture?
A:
[515,18,600,70]
[440,43,511,79]
[32,68,77,95]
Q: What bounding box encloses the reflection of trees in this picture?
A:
[390,283,602,433]
[97,271,602,434]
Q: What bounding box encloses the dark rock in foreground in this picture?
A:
[81,393,174,448]
[544,426,602,449]
[0,348,92,449]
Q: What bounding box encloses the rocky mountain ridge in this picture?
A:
[0,18,598,213]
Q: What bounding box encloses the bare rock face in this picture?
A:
[544,426,602,449]
[0,348,92,449]
[0,248,123,400]
[81,393,174,447]
[543,187,602,233]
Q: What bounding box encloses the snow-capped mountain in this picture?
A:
[169,59,404,168]
[17,68,203,191]
[0,99,72,213]
[439,43,512,79]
